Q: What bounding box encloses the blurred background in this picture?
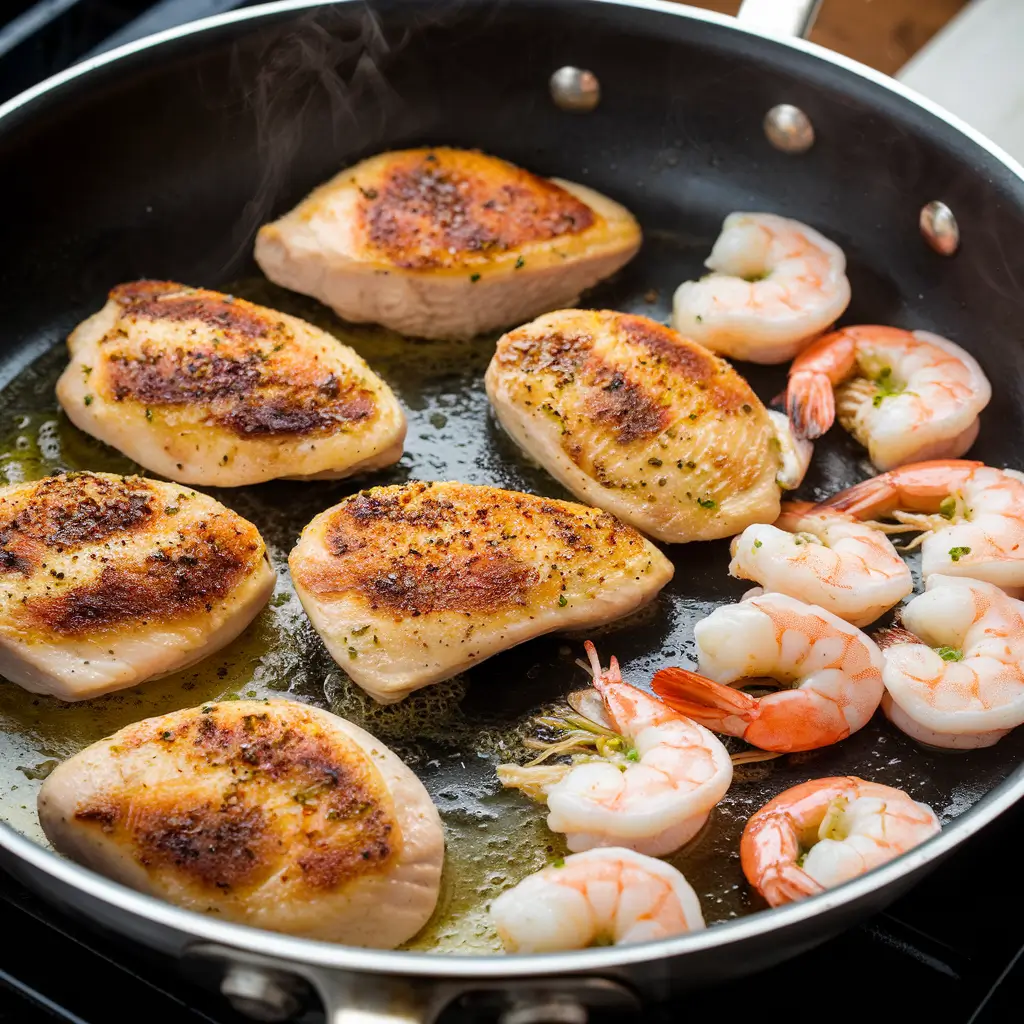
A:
[692,0,967,74]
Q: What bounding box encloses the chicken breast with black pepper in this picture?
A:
[57,282,406,486]
[485,310,812,544]
[38,699,443,947]
[288,481,673,703]
[255,148,641,340]
[0,472,274,700]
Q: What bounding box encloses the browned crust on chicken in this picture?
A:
[359,149,597,270]
[100,282,378,437]
[2,473,265,638]
[72,703,398,895]
[493,311,762,475]
[23,522,261,636]
[0,473,155,574]
[291,481,638,616]
[618,315,749,408]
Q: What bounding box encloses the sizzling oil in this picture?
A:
[0,281,1019,954]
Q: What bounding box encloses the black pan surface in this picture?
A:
[1,0,1023,955]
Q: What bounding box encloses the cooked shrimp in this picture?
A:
[786,326,990,470]
[729,501,912,627]
[490,848,705,953]
[824,460,1024,590]
[767,410,814,491]
[671,212,850,364]
[652,592,885,752]
[740,776,940,907]
[497,642,733,856]
[876,575,1024,749]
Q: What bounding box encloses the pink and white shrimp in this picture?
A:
[877,575,1024,749]
[729,501,912,627]
[490,848,705,952]
[824,460,1024,591]
[497,642,733,856]
[652,592,884,753]
[741,776,939,907]
[786,326,990,470]
[671,212,850,364]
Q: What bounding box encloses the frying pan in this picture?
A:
[1,0,1024,1019]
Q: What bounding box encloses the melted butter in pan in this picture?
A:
[0,281,1018,953]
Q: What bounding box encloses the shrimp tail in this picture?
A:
[651,667,758,726]
[872,625,924,650]
[583,641,623,687]
[761,864,827,907]
[786,370,835,440]
[822,459,985,518]
[820,472,898,517]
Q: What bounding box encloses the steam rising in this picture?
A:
[225,8,407,272]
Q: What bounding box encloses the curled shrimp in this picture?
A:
[729,501,912,627]
[876,575,1024,749]
[741,776,939,907]
[671,212,850,364]
[497,642,733,856]
[489,847,705,952]
[786,326,990,470]
[824,460,1024,590]
[652,592,884,752]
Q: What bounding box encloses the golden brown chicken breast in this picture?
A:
[38,699,444,947]
[289,481,673,702]
[57,282,406,486]
[485,310,812,543]
[0,472,274,699]
[254,148,641,340]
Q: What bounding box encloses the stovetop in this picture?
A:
[2,0,1023,1020]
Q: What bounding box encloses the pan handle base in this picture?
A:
[736,0,823,39]
[313,974,640,1024]
[192,944,641,1023]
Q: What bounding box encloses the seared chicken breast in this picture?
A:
[0,472,274,699]
[485,310,812,544]
[57,281,406,486]
[289,481,673,703]
[38,699,443,947]
[255,148,641,340]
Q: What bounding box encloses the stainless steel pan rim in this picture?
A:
[4,771,1024,975]
[1,0,1023,980]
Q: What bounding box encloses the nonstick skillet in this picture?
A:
[1,0,1023,1020]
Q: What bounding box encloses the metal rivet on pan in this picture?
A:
[550,66,601,113]
[920,200,960,256]
[763,103,815,153]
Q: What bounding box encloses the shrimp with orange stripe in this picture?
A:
[876,574,1024,749]
[490,848,705,952]
[729,500,912,627]
[786,326,990,470]
[652,591,885,753]
[741,777,940,907]
[671,212,851,364]
[497,642,733,856]
[823,460,1024,591]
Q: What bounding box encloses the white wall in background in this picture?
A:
[897,0,1024,164]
